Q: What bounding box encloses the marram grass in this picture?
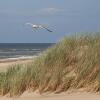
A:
[0,33,100,96]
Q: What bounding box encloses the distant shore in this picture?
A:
[0,56,37,63]
[0,56,36,72]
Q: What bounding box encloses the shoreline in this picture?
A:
[0,56,37,63]
[0,56,37,72]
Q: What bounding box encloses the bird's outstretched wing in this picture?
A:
[42,26,53,32]
[25,23,53,32]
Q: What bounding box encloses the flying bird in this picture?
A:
[25,23,53,32]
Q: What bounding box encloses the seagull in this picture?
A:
[25,23,53,32]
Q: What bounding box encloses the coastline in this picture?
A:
[0,35,99,99]
[0,56,37,72]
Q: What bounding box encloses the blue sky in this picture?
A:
[0,0,100,43]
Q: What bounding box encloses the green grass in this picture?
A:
[0,32,100,96]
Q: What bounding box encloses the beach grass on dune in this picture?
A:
[0,32,100,96]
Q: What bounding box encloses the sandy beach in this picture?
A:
[0,55,100,100]
[0,91,100,100]
[0,56,100,100]
[0,56,35,72]
[0,0,100,99]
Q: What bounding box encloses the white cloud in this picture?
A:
[0,8,64,17]
[36,8,64,15]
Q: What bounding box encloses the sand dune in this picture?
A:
[0,57,100,100]
[0,91,100,100]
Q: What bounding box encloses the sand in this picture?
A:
[0,59,33,71]
[0,56,35,72]
[0,91,100,100]
[0,57,100,100]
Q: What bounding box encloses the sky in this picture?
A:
[0,0,100,43]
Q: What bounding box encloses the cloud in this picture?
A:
[0,8,64,17]
[36,8,64,16]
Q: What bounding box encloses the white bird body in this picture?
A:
[25,23,52,32]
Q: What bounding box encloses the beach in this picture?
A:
[0,57,100,100]
[0,56,35,72]
[0,91,100,100]
[0,43,52,72]
[0,35,99,100]
[0,0,100,99]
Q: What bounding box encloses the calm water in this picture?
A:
[0,43,54,59]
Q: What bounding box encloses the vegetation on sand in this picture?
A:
[0,33,100,96]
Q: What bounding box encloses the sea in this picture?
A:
[0,43,54,61]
